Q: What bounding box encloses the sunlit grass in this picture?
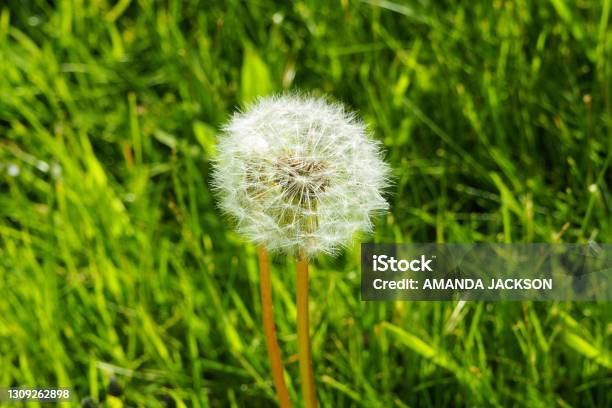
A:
[0,0,610,406]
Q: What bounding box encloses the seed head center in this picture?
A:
[276,156,329,205]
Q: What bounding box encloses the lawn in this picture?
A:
[0,0,611,407]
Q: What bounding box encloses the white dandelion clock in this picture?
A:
[212,94,390,408]
[212,94,390,258]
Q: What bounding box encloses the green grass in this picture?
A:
[0,0,611,406]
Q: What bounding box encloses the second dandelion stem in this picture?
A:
[297,251,317,408]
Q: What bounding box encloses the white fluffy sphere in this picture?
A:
[212,94,389,258]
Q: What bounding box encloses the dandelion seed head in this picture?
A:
[212,94,390,258]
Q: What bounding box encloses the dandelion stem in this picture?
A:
[258,245,292,408]
[297,251,317,408]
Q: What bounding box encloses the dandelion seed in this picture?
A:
[7,164,20,177]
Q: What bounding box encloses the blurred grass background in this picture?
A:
[0,0,611,406]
